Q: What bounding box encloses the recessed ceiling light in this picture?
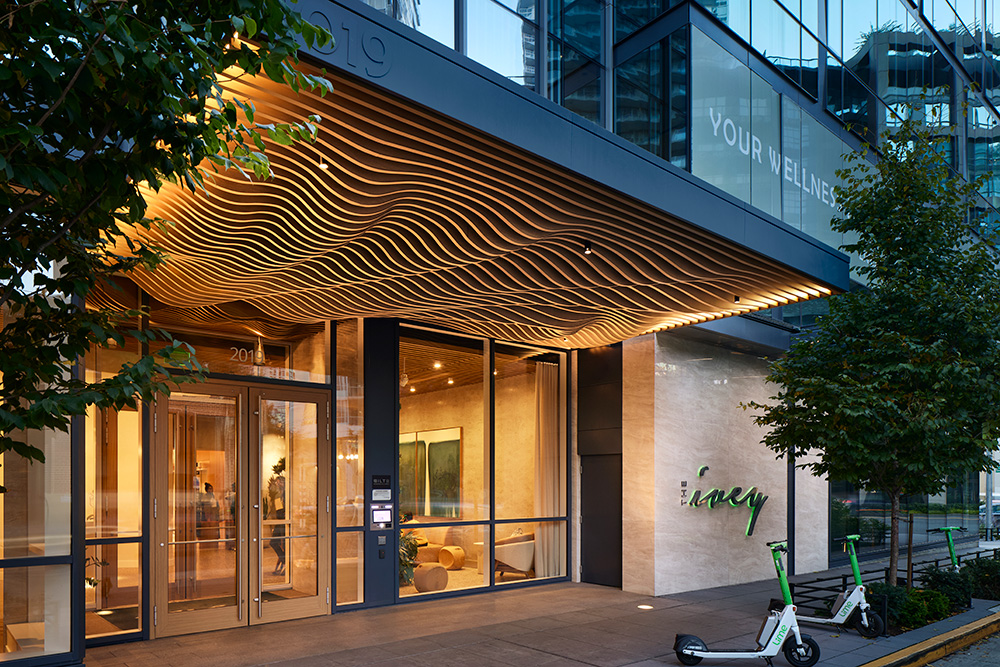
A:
[433,361,442,369]
[447,378,454,385]
[637,604,654,610]
[96,610,114,616]
[409,387,415,392]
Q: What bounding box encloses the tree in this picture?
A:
[0,1,332,484]
[746,116,1000,586]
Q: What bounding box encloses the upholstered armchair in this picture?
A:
[494,531,535,578]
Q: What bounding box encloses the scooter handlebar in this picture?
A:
[766,540,788,550]
[927,526,968,533]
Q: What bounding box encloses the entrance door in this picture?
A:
[152,383,330,637]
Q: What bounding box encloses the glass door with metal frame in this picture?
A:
[152,383,330,637]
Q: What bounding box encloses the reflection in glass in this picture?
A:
[336,532,364,605]
[549,38,602,124]
[85,543,141,637]
[550,0,601,59]
[751,0,800,83]
[0,566,71,659]
[399,523,488,596]
[337,320,364,528]
[260,399,319,604]
[696,0,749,43]
[493,521,566,584]
[413,0,455,49]
[467,0,537,88]
[167,394,238,613]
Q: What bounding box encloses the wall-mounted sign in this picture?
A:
[372,474,392,501]
[686,466,768,537]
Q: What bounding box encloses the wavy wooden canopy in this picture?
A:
[134,66,833,349]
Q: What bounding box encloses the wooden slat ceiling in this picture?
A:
[130,65,834,349]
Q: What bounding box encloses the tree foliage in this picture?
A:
[0,0,332,481]
[746,116,1000,584]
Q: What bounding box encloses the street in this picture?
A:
[929,631,1000,666]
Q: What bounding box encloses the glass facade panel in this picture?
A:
[697,0,750,44]
[468,0,537,88]
[690,27,752,204]
[493,521,566,583]
[549,39,602,124]
[399,523,488,596]
[167,393,239,613]
[0,566,71,659]
[336,320,364,528]
[495,346,565,520]
[149,302,330,384]
[614,0,675,41]
[260,399,319,599]
[751,0,801,86]
[414,1,455,49]
[0,442,71,559]
[399,330,487,522]
[831,475,979,565]
[550,0,602,60]
[335,532,363,605]
[85,542,141,637]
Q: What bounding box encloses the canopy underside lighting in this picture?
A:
[135,66,834,349]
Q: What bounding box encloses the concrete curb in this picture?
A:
[858,612,1000,667]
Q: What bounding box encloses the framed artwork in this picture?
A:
[399,428,462,518]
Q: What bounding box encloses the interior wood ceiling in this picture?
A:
[131,65,834,349]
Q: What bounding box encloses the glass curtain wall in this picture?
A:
[0,304,74,661]
[830,474,979,565]
[397,328,566,597]
[335,320,365,605]
[82,279,143,640]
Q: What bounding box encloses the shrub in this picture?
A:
[962,557,1000,600]
[920,565,972,610]
[867,582,910,625]
[912,589,950,622]
[891,588,950,629]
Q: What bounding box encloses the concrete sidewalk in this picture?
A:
[85,576,1000,667]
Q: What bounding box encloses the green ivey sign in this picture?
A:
[687,466,768,537]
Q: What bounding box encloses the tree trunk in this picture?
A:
[888,493,901,587]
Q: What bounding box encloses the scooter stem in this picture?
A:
[845,534,862,587]
[769,542,793,605]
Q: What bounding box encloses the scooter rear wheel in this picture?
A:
[674,635,704,665]
[783,635,820,667]
[855,610,884,639]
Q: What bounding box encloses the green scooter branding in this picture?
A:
[770,625,788,647]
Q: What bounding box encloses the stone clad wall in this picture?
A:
[621,332,829,596]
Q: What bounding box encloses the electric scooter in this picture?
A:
[927,526,967,572]
[796,534,884,638]
[674,540,820,667]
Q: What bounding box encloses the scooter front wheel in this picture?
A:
[674,635,704,665]
[783,635,820,667]
[855,610,884,639]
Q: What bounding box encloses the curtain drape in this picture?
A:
[533,362,565,577]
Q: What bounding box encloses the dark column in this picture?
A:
[362,319,399,606]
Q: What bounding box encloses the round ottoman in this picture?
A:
[412,562,448,592]
[438,546,466,570]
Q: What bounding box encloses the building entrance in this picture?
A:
[151,383,330,637]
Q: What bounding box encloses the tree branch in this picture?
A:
[0,184,110,309]
[0,192,50,231]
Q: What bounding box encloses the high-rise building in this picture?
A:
[3,1,994,664]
